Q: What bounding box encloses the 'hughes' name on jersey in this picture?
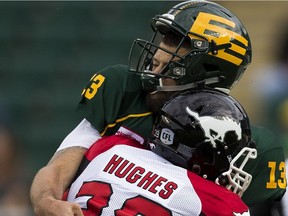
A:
[103,154,178,199]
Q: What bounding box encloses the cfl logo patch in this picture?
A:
[160,128,174,145]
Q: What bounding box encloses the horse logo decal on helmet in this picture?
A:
[186,107,242,148]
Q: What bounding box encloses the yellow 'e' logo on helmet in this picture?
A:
[190,12,248,66]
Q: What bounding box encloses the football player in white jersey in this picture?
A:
[63,89,256,216]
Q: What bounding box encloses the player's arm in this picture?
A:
[30,119,101,216]
[30,147,86,216]
[30,65,140,215]
[29,67,120,215]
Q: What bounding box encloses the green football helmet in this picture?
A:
[129,0,252,93]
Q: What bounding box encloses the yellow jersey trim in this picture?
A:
[100,112,152,136]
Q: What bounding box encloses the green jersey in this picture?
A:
[76,64,287,206]
[77,64,153,140]
[242,126,286,206]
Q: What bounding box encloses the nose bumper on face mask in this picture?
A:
[140,73,160,92]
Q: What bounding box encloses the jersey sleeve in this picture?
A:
[187,171,249,216]
[242,126,287,206]
[76,64,153,138]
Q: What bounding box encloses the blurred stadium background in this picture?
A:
[0,0,287,200]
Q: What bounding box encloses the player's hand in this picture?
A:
[34,198,84,216]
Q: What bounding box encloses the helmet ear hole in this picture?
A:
[217,175,229,186]
[202,63,220,74]
[192,164,201,175]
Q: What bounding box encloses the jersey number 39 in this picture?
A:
[76,181,172,216]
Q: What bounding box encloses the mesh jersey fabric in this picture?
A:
[64,132,249,216]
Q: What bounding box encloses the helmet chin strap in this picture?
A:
[156,82,197,92]
[215,87,230,94]
[155,77,223,92]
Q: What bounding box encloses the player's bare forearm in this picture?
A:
[30,146,87,216]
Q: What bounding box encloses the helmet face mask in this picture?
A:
[148,89,257,196]
[129,30,211,92]
[129,0,252,93]
[218,147,257,197]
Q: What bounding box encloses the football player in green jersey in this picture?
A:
[30,1,286,215]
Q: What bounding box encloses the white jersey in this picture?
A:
[64,128,249,216]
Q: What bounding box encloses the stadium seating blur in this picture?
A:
[0,2,175,172]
